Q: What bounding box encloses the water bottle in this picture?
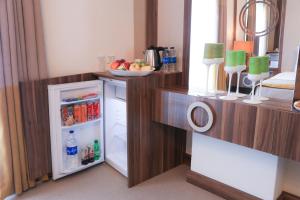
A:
[162,49,170,72]
[66,130,78,169]
[94,139,100,160]
[169,47,177,72]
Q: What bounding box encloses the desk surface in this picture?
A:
[161,86,297,113]
[153,87,300,163]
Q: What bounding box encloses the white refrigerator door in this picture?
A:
[48,80,104,180]
[103,79,128,177]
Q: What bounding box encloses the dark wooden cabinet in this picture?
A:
[21,72,186,186]
[153,87,300,163]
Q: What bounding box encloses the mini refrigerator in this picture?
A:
[48,79,128,180]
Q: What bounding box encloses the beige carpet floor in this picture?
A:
[12,164,224,200]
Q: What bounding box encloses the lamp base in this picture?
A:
[203,58,224,65]
[243,99,262,105]
[232,93,247,98]
[219,95,238,101]
[255,96,269,101]
[210,90,226,94]
[197,92,216,97]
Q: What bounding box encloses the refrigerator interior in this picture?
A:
[48,80,104,180]
[104,79,128,177]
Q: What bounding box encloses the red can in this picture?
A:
[74,104,81,123]
[81,103,87,122]
[93,101,100,119]
[87,102,94,121]
[61,106,68,124]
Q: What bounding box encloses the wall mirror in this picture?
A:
[236,0,283,71]
[188,0,300,101]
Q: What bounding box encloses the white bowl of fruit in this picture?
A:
[109,59,154,77]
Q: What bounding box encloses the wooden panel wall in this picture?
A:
[146,0,158,47]
[181,0,192,88]
[153,88,300,162]
[187,170,261,200]
[153,89,257,148]
[127,72,186,187]
[20,73,95,180]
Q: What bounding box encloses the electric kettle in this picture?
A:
[144,46,166,71]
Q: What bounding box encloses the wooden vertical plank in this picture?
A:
[181,0,192,88]
[126,73,186,187]
[146,0,158,47]
[277,0,287,73]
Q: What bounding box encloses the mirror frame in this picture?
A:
[239,0,280,37]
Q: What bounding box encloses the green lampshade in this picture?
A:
[203,43,224,59]
[259,56,269,73]
[225,50,237,67]
[249,57,261,75]
[236,51,246,65]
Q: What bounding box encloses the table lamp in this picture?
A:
[243,57,263,104]
[201,43,225,96]
[220,50,238,101]
[233,50,247,97]
[256,56,270,101]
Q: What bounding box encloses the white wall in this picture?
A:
[134,0,146,59]
[281,0,300,72]
[157,0,184,71]
[41,0,135,78]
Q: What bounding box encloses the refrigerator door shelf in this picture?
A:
[61,95,101,105]
[61,159,104,174]
[61,118,102,130]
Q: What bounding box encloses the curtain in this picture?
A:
[0,0,48,199]
[188,0,229,92]
[188,0,219,92]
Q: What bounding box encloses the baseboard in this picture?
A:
[186,170,300,200]
[278,192,300,200]
[186,170,261,200]
[183,153,191,166]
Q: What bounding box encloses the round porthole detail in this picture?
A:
[186,102,214,133]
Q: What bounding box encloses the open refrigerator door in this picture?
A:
[103,79,128,177]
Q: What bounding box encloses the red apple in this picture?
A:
[111,61,121,69]
[123,62,131,70]
[119,59,126,63]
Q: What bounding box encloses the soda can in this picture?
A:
[80,147,89,165]
[93,101,100,119]
[73,104,81,123]
[66,105,74,125]
[87,102,94,121]
[61,106,68,124]
[67,105,73,116]
[81,103,87,122]
[88,144,95,163]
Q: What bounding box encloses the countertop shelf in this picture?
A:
[61,96,100,106]
[61,159,103,174]
[62,118,101,130]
